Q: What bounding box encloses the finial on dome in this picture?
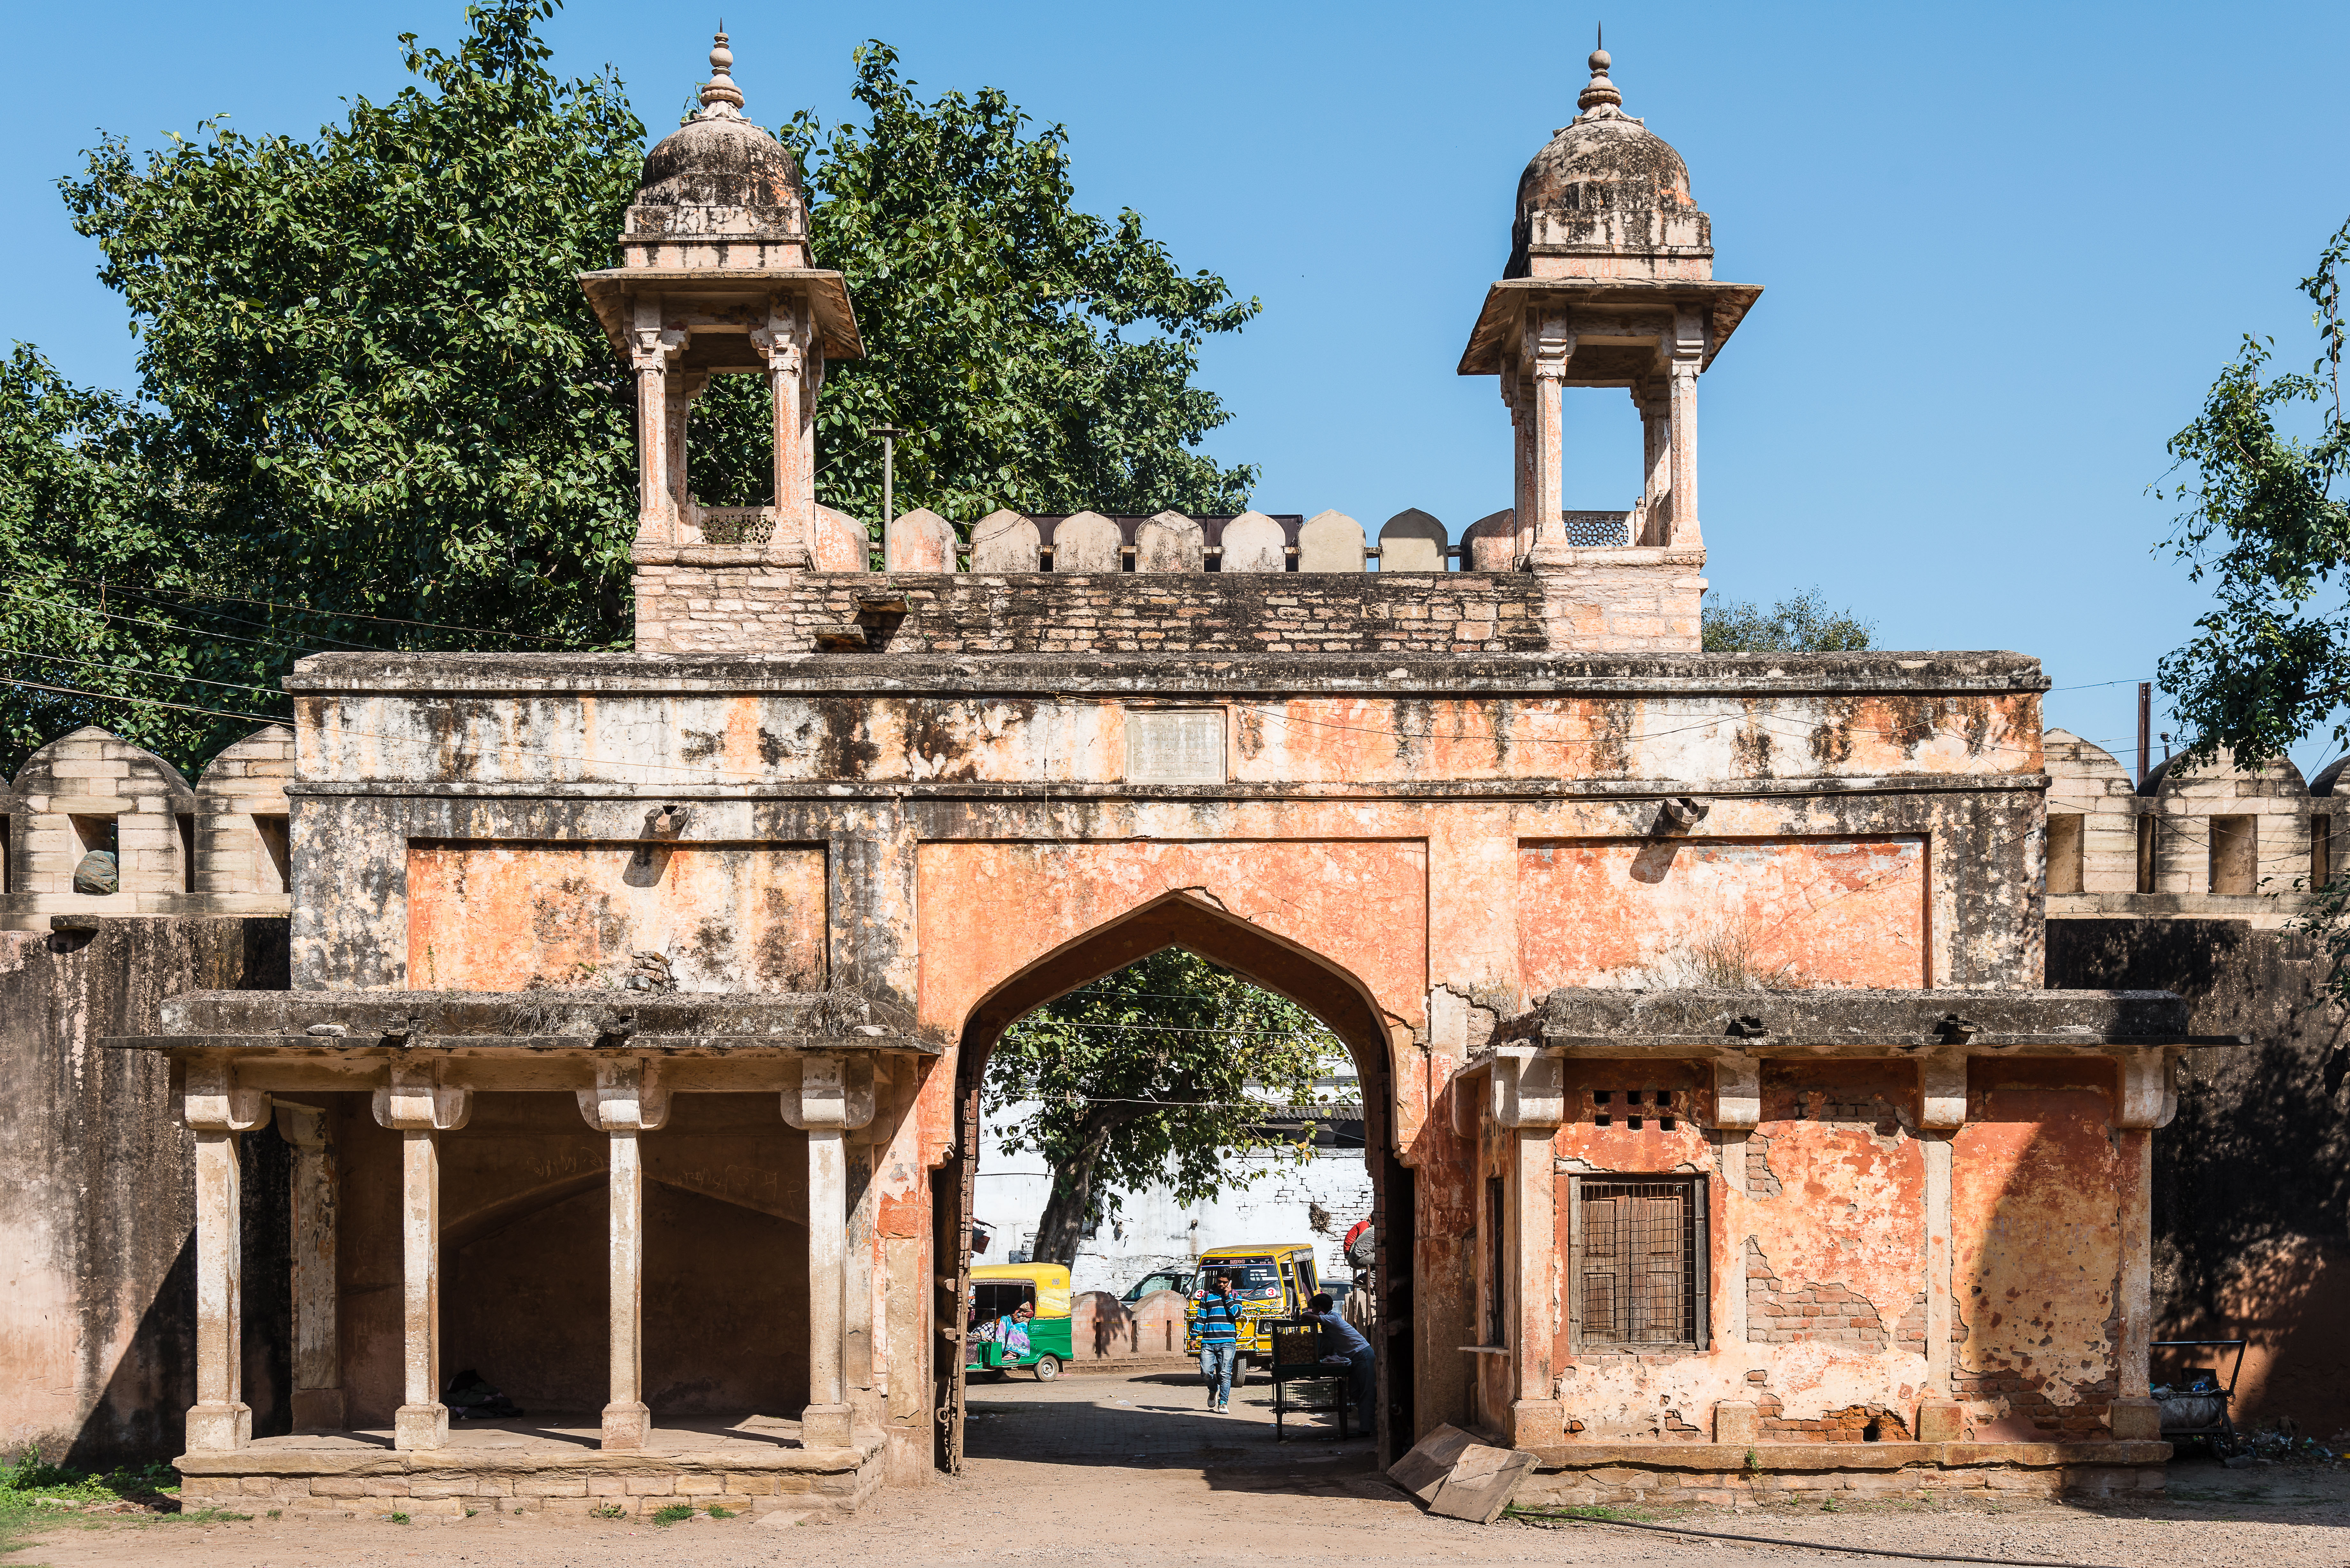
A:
[698,26,746,119]
[1577,23,1623,115]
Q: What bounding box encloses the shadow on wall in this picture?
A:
[2049,918,2350,1434]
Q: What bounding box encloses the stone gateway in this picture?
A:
[106,35,2206,1518]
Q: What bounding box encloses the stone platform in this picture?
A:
[174,1415,887,1519]
[1518,1440,2173,1507]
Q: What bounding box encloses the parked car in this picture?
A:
[1121,1267,1193,1303]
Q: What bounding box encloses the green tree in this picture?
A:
[2155,217,2350,990]
[6,3,1260,775]
[1701,587,1875,652]
[2155,217,2350,772]
[984,950,1347,1268]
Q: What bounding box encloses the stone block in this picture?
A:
[587,1475,630,1497]
[516,1477,589,1498]
[1387,1422,1480,1503]
[626,1475,678,1496]
[1714,1401,1761,1444]
[674,1474,724,1495]
[724,1473,781,1496]
[311,1477,370,1498]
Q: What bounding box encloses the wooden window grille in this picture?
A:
[1568,1175,1708,1353]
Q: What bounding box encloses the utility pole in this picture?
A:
[2137,682,2151,789]
[869,425,905,533]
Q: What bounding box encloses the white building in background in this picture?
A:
[974,1082,1373,1295]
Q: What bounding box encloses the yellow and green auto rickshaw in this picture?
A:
[966,1263,1074,1381]
[1184,1243,1321,1372]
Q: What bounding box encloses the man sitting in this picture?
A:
[1308,1291,1375,1435]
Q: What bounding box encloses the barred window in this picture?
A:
[1569,1176,1708,1352]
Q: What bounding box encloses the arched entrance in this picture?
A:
[929,892,1417,1470]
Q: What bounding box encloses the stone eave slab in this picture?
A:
[135,989,934,1052]
[283,649,2050,700]
[576,267,862,360]
[1508,986,2215,1053]
[1457,277,1766,376]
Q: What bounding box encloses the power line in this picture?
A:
[0,589,339,657]
[4,648,288,699]
[58,575,577,645]
[0,678,278,726]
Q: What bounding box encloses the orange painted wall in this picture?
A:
[1520,838,1926,991]
[1951,1058,2121,1439]
[406,841,826,991]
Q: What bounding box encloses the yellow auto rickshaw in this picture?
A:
[966,1263,1074,1381]
[1184,1243,1322,1371]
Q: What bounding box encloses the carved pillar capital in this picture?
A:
[373,1067,472,1133]
[781,1053,877,1132]
[577,1058,672,1133]
[182,1060,271,1133]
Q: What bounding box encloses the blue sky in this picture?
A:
[5,1,2348,772]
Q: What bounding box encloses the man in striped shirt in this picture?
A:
[1193,1271,1244,1412]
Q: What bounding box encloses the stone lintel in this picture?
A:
[172,1434,887,1476]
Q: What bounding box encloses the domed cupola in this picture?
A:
[1504,42,1712,282]
[619,32,810,270]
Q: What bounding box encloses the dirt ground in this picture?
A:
[17,1370,2350,1567]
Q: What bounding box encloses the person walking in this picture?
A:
[1308,1291,1376,1436]
[1192,1270,1244,1412]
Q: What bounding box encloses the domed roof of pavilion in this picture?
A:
[633,31,806,212]
[1505,44,1699,279]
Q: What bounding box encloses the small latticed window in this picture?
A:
[1569,1175,1708,1352]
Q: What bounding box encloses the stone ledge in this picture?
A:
[1527,1439,2171,1471]
[174,1433,885,1476]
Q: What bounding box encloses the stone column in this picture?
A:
[663,372,709,532]
[183,1061,270,1452]
[755,305,817,568]
[1663,310,1705,547]
[1524,320,1573,567]
[1502,367,1531,565]
[782,1054,876,1449]
[630,295,683,545]
[1637,380,1672,546]
[373,1069,472,1451]
[578,1060,672,1450]
[275,1103,344,1432]
[1488,1049,1565,1450]
[1915,1051,1968,1443]
[2108,1050,2176,1441]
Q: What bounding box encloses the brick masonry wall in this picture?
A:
[176,1451,884,1519]
[1744,1239,1891,1351]
[633,559,1709,657]
[636,569,1555,656]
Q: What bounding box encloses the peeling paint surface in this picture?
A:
[406,842,826,991]
[1520,838,1926,990]
[1952,1059,2122,1438]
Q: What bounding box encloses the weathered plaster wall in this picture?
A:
[406,841,826,991]
[1950,1058,2123,1439]
[1521,838,1926,990]
[0,918,289,1466]
[2049,918,2350,1435]
[273,649,2058,1464]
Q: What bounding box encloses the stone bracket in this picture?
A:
[2114,1049,2178,1130]
[1710,1052,1760,1130]
[182,1059,271,1133]
[1920,1050,1968,1131]
[781,1053,876,1132]
[576,1058,673,1132]
[373,1067,473,1132]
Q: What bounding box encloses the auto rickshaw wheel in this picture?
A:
[1032,1354,1062,1382]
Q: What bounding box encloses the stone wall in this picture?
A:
[0,917,291,1466]
[634,568,1555,657]
[2048,918,2350,1436]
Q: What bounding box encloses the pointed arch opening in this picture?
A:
[932,891,1414,1470]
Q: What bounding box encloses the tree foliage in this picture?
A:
[1701,587,1874,653]
[983,949,1347,1267]
[2156,217,2350,773]
[4,3,1259,776]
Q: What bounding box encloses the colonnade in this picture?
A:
[178,1053,881,1453]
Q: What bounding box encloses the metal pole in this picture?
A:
[870,424,905,533]
[2137,682,2151,789]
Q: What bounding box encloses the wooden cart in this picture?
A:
[1265,1318,1352,1443]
